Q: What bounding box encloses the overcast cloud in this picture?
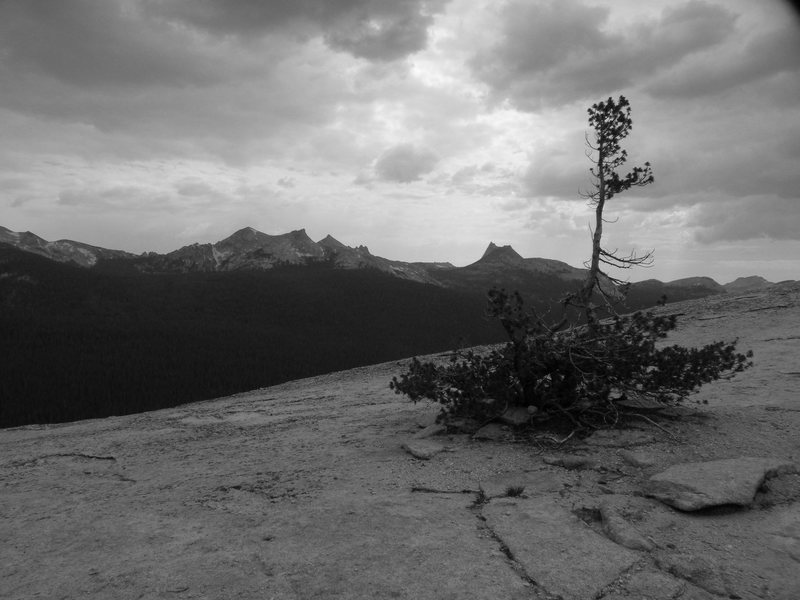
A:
[1,0,798,283]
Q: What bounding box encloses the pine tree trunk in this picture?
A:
[581,148,605,322]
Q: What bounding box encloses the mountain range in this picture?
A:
[0,225,781,296]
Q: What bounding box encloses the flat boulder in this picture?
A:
[472,423,508,441]
[646,457,797,511]
[401,439,444,460]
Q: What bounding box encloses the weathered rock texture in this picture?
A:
[483,498,639,600]
[646,457,797,511]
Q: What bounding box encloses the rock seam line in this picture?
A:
[9,453,116,467]
[469,500,553,599]
[411,486,550,597]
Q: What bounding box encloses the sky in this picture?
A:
[1,0,799,284]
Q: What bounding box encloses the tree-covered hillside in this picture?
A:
[0,245,504,427]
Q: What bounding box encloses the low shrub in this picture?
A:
[390,288,752,432]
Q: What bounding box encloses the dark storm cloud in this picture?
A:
[646,19,800,98]
[694,198,800,243]
[0,0,220,88]
[374,144,438,182]
[0,0,444,163]
[145,0,449,61]
[470,0,737,109]
[0,0,360,165]
[325,12,432,61]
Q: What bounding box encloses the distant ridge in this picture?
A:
[134,227,438,283]
[0,225,134,267]
[0,225,791,294]
[666,276,726,292]
[724,276,774,293]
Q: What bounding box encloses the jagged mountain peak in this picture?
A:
[479,242,524,265]
[218,227,270,246]
[318,234,347,250]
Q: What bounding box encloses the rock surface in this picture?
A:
[401,439,445,460]
[483,498,639,600]
[600,570,688,600]
[543,454,600,470]
[646,457,797,511]
[412,423,446,439]
[2,282,800,599]
[478,469,563,499]
[599,497,655,551]
[655,552,733,596]
[472,422,508,441]
[619,448,659,468]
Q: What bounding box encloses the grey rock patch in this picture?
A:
[401,439,444,460]
[412,423,446,439]
[498,406,530,427]
[625,570,686,598]
[583,429,656,447]
[763,504,800,563]
[483,497,638,600]
[754,470,800,508]
[478,470,563,499]
[655,552,733,597]
[414,412,440,429]
[619,449,658,469]
[646,457,798,511]
[677,585,718,600]
[601,569,686,600]
[543,455,600,470]
[600,498,655,551]
[472,423,508,441]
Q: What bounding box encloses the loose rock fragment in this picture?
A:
[599,499,654,551]
[619,449,658,469]
[412,423,446,439]
[472,423,507,441]
[414,412,440,429]
[646,457,797,511]
[401,439,444,460]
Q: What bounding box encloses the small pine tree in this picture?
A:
[575,95,654,321]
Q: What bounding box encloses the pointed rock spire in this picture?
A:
[479,242,524,265]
